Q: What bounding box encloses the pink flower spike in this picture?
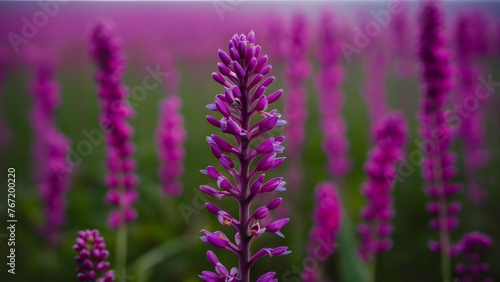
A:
[201,31,288,281]
[90,21,138,228]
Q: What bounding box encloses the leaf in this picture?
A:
[129,236,187,282]
[337,210,369,282]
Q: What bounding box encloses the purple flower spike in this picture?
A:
[283,13,309,196]
[455,12,488,206]
[315,11,351,177]
[156,55,186,197]
[455,232,493,281]
[302,182,342,281]
[418,2,458,280]
[90,21,138,229]
[74,229,115,282]
[200,31,289,281]
[29,57,71,244]
[358,112,408,262]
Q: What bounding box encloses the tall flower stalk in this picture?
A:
[200,31,290,282]
[74,229,115,282]
[284,13,310,187]
[358,112,407,274]
[156,56,186,197]
[418,3,459,281]
[316,11,350,178]
[302,182,342,281]
[90,21,137,271]
[30,58,71,244]
[361,50,389,124]
[455,13,488,206]
[391,1,414,78]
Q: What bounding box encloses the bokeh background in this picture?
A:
[0,1,499,281]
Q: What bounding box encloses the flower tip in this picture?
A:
[266,218,290,235]
[206,115,221,128]
[206,250,219,265]
[206,104,217,111]
[248,30,256,43]
[277,119,287,126]
[256,272,276,282]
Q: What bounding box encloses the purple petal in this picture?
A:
[266,218,290,233]
[256,272,276,282]
[218,49,231,66]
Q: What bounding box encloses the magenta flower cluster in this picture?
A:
[418,2,460,255]
[358,112,407,262]
[315,11,350,177]
[200,31,290,282]
[30,59,71,244]
[74,229,115,282]
[156,61,186,197]
[303,182,342,281]
[455,232,493,281]
[90,21,138,229]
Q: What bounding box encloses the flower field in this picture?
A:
[0,1,499,281]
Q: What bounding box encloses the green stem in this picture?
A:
[237,83,251,282]
[337,187,369,282]
[429,130,451,282]
[44,244,57,277]
[116,224,127,273]
[368,256,377,282]
[290,162,304,263]
[440,241,451,282]
[436,176,451,282]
